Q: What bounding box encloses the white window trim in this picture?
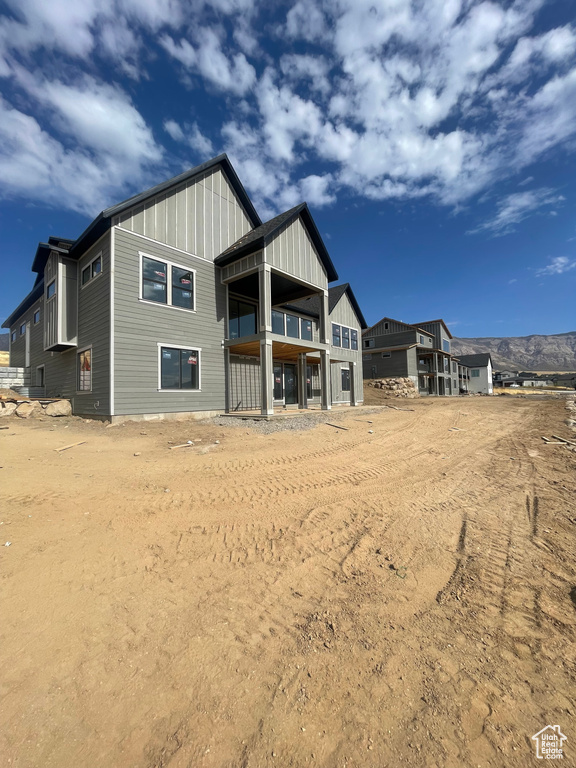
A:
[80,251,103,289]
[76,345,93,394]
[341,365,351,392]
[332,323,341,347]
[139,251,196,313]
[157,343,202,392]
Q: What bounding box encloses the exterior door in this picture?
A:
[273,364,283,401]
[25,322,31,367]
[284,364,298,405]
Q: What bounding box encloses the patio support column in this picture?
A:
[258,264,272,332]
[319,289,330,344]
[298,353,308,409]
[350,362,357,406]
[260,339,274,416]
[320,350,331,410]
[224,347,231,413]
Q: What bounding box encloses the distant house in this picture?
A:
[457,353,493,394]
[3,154,367,420]
[362,316,460,395]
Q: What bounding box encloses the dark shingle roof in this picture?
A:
[283,283,368,329]
[456,353,492,367]
[215,202,338,283]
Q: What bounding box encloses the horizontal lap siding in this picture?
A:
[363,349,412,379]
[8,236,111,415]
[113,228,226,415]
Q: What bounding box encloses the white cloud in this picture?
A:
[161,29,256,96]
[469,188,565,236]
[535,257,576,277]
[164,118,214,156]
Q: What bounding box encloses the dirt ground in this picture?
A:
[1,396,575,768]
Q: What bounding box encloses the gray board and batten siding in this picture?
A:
[112,227,227,416]
[329,291,364,403]
[265,217,328,290]
[364,329,433,351]
[112,167,253,263]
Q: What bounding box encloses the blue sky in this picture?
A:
[1,0,575,337]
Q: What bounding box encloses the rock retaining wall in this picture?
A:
[366,377,420,398]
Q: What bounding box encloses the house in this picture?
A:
[361,316,460,395]
[456,353,493,394]
[3,155,367,421]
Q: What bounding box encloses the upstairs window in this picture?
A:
[286,314,299,338]
[82,253,102,286]
[47,280,56,300]
[443,339,450,353]
[351,330,358,350]
[20,323,26,335]
[271,310,285,335]
[229,299,257,339]
[342,327,350,349]
[141,253,195,311]
[11,331,16,342]
[33,309,40,324]
[301,318,313,341]
[364,338,374,348]
[332,324,341,347]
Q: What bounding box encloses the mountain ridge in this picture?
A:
[452,331,576,371]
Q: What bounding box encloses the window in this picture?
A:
[419,335,424,344]
[272,310,285,335]
[452,362,457,373]
[286,314,299,338]
[159,346,200,390]
[472,369,480,378]
[384,322,389,330]
[443,339,450,353]
[382,352,391,358]
[351,329,358,350]
[11,331,16,342]
[34,309,40,324]
[342,327,350,349]
[301,318,312,341]
[341,368,351,392]
[364,338,374,348]
[229,299,257,339]
[82,253,102,286]
[362,353,372,361]
[444,358,449,372]
[47,280,56,300]
[78,349,92,392]
[332,324,341,347]
[141,253,195,311]
[20,323,26,335]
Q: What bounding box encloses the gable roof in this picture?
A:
[215,202,339,283]
[411,318,453,339]
[282,283,368,329]
[62,154,261,263]
[456,353,492,367]
[2,280,44,329]
[362,316,435,337]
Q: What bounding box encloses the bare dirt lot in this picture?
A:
[1,396,575,768]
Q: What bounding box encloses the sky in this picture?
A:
[0,0,575,338]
